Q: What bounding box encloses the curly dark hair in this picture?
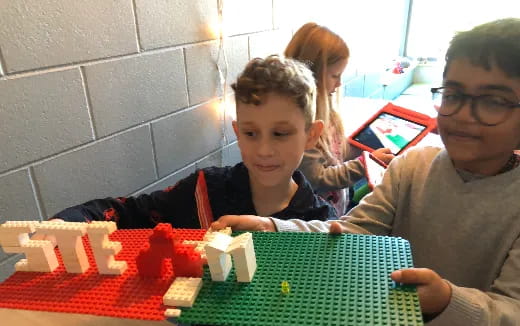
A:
[232,55,317,128]
[444,18,520,78]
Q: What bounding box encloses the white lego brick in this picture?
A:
[206,251,232,268]
[88,233,122,254]
[0,221,39,247]
[35,222,90,273]
[58,235,90,273]
[233,258,256,282]
[207,255,232,281]
[226,232,253,251]
[86,221,117,234]
[103,241,122,254]
[202,228,214,242]
[218,227,232,236]
[15,259,30,271]
[163,277,203,307]
[92,250,128,274]
[10,240,59,272]
[87,232,108,247]
[105,261,128,275]
[202,227,232,242]
[0,232,30,247]
[180,277,203,288]
[0,221,40,233]
[202,232,215,243]
[99,262,127,275]
[37,221,88,236]
[31,232,57,247]
[1,221,39,229]
[164,308,182,318]
[209,272,229,282]
[227,232,257,282]
[205,233,232,253]
[24,241,60,272]
[205,233,235,281]
[88,227,125,275]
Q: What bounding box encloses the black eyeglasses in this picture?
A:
[431,87,520,126]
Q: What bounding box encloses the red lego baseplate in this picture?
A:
[0,228,205,321]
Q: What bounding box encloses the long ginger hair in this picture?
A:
[285,22,350,161]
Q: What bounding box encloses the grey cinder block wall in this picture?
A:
[0,0,305,281]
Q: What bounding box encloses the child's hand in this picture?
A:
[391,268,452,315]
[372,148,395,164]
[329,221,348,234]
[211,215,276,232]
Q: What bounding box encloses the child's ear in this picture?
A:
[232,120,239,139]
[305,120,324,150]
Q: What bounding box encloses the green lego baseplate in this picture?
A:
[171,232,423,326]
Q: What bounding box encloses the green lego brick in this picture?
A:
[172,232,423,326]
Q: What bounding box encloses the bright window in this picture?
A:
[406,0,520,59]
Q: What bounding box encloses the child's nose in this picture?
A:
[453,100,478,123]
[257,139,275,156]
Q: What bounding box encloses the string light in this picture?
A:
[215,0,230,166]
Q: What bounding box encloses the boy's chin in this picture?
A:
[446,146,496,173]
[250,176,284,188]
[249,171,292,189]
[446,148,481,165]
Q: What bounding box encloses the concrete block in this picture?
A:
[33,126,156,217]
[185,41,221,105]
[153,101,222,177]
[222,142,241,167]
[0,170,41,222]
[224,94,237,144]
[131,164,196,196]
[0,69,93,172]
[84,50,188,137]
[135,0,218,50]
[0,254,23,282]
[224,36,250,92]
[196,151,222,170]
[0,0,137,73]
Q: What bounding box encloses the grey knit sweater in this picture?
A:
[273,147,520,325]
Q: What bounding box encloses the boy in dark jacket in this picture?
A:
[53,55,334,227]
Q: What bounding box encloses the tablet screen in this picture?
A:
[352,113,427,154]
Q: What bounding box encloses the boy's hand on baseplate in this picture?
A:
[211,215,276,232]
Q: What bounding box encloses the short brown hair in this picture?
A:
[232,55,317,128]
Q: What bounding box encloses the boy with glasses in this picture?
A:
[212,18,520,324]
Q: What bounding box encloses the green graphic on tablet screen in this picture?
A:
[353,113,426,154]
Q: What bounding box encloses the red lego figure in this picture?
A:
[136,223,203,278]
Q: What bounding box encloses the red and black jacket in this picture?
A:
[54,163,337,228]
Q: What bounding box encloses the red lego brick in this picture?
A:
[136,224,180,278]
[172,243,203,278]
[0,228,206,321]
